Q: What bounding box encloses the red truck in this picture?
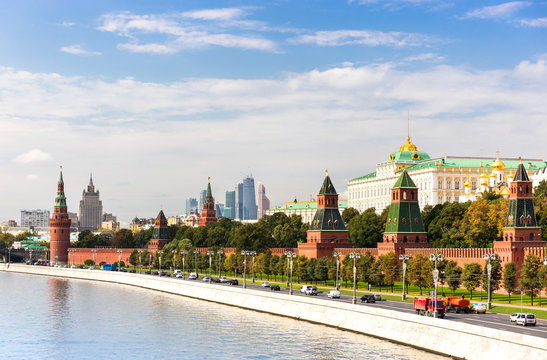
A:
[414,298,446,318]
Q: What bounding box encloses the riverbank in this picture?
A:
[3,264,546,360]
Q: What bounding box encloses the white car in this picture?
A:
[516,313,536,326]
[189,272,198,280]
[510,313,522,322]
[219,277,231,283]
[261,282,270,287]
[202,275,212,282]
[327,290,341,299]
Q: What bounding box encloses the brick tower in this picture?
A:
[147,210,170,255]
[298,170,352,258]
[379,169,430,257]
[494,160,542,268]
[199,177,218,226]
[50,166,72,264]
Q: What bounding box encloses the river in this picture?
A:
[0,272,447,359]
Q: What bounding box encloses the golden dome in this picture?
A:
[507,173,514,179]
[491,153,505,171]
[480,172,488,179]
[480,178,488,186]
[489,173,496,178]
[464,180,472,188]
[399,136,418,152]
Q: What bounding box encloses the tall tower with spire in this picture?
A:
[147,210,170,254]
[50,167,72,264]
[79,173,103,231]
[199,177,218,226]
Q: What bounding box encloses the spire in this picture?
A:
[393,169,418,189]
[513,162,530,182]
[319,173,337,195]
[156,209,167,221]
[59,165,64,183]
[399,112,418,152]
[55,166,67,208]
[89,172,93,185]
[205,177,214,203]
[87,172,95,192]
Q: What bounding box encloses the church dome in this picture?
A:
[491,154,505,171]
[480,172,488,179]
[464,180,472,188]
[399,136,418,152]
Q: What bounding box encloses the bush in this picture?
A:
[116,261,125,267]
[84,259,95,266]
[99,261,106,266]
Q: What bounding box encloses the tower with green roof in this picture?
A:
[298,171,352,258]
[380,169,429,256]
[50,166,72,264]
[199,177,218,227]
[147,209,171,254]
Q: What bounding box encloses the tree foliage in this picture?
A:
[347,208,383,247]
[462,263,482,299]
[444,260,462,296]
[503,262,517,304]
[519,254,543,305]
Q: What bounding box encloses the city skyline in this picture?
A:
[1,1,546,224]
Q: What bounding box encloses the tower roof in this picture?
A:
[513,162,530,182]
[156,210,167,221]
[205,177,214,203]
[319,171,337,195]
[392,169,417,189]
[55,166,67,207]
[59,166,64,183]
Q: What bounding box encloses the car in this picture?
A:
[470,303,486,314]
[189,272,198,280]
[510,313,523,322]
[152,271,159,276]
[360,295,375,303]
[305,286,318,296]
[120,268,128,272]
[300,285,310,293]
[212,278,221,283]
[159,271,167,276]
[516,313,536,326]
[327,290,341,299]
[271,285,281,291]
[373,294,382,301]
[230,279,239,285]
[129,269,136,273]
[261,282,270,288]
[219,277,231,283]
[175,272,183,278]
[144,270,151,275]
[70,264,76,269]
[202,275,212,282]
[173,270,182,276]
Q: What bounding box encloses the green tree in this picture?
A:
[519,254,543,305]
[112,229,135,248]
[358,252,375,286]
[462,263,482,299]
[295,256,309,282]
[347,208,382,248]
[427,202,468,245]
[381,252,398,292]
[502,262,517,304]
[444,261,462,296]
[269,255,279,281]
[84,259,94,266]
[341,207,359,224]
[315,257,329,285]
[369,261,384,291]
[421,204,443,233]
[0,233,15,248]
[307,258,317,283]
[459,199,506,248]
[129,250,139,268]
[407,254,433,295]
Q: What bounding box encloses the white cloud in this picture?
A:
[291,30,437,47]
[461,1,531,20]
[13,149,52,164]
[97,10,279,53]
[520,17,547,27]
[60,45,102,56]
[403,53,445,62]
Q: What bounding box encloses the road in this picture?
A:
[176,275,547,339]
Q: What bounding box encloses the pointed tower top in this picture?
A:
[90,172,93,184]
[156,209,167,221]
[205,178,214,203]
[393,169,418,189]
[59,165,64,183]
[319,172,337,195]
[513,162,530,182]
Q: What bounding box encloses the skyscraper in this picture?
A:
[223,191,236,219]
[242,176,258,220]
[257,183,270,220]
[79,174,103,231]
[199,189,207,211]
[235,183,244,219]
[185,197,198,214]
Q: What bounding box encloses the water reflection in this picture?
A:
[48,278,72,333]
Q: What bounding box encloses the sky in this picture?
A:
[1,0,546,225]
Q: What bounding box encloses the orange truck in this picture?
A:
[444,296,470,313]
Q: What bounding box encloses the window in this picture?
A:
[438,180,443,189]
[446,179,451,189]
[403,236,407,243]
[416,236,420,243]
[472,181,477,190]
[403,190,407,200]
[530,233,534,241]
[455,180,460,190]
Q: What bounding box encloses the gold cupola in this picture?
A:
[464,179,472,188]
[491,152,505,171]
[399,136,418,152]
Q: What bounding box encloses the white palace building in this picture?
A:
[347,135,546,214]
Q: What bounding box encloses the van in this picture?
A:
[516,313,536,326]
[305,286,318,296]
[189,272,198,280]
[300,285,311,293]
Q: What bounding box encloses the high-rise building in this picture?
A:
[79,174,103,231]
[185,197,198,215]
[215,203,224,218]
[20,209,50,228]
[50,167,71,264]
[67,212,79,231]
[199,190,207,211]
[235,183,244,219]
[223,191,236,219]
[242,176,258,220]
[257,183,270,220]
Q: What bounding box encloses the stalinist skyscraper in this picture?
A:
[79,174,103,231]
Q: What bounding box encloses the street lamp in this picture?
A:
[91,249,97,268]
[333,251,341,291]
[217,249,224,278]
[349,252,361,304]
[207,251,215,283]
[157,250,163,273]
[117,249,123,272]
[429,253,444,318]
[399,254,411,301]
[172,249,177,271]
[251,251,257,283]
[137,249,143,273]
[193,250,200,274]
[181,250,188,279]
[483,254,497,310]
[284,251,297,295]
[241,250,253,289]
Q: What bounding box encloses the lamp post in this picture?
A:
[285,254,290,288]
[91,249,97,269]
[137,249,143,273]
[483,254,496,310]
[284,251,297,295]
[217,249,224,278]
[333,251,341,291]
[172,250,177,272]
[117,249,123,272]
[193,250,200,274]
[349,252,361,304]
[429,253,444,318]
[30,249,34,265]
[157,250,163,273]
[148,253,152,272]
[207,251,215,283]
[242,250,252,289]
[251,251,257,283]
[181,250,188,279]
[399,254,410,301]
[45,248,49,266]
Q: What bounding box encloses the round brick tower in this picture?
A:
[50,166,71,264]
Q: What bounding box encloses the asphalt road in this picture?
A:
[178,276,547,339]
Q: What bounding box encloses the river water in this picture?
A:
[0,272,447,360]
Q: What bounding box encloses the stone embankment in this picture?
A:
[3,264,546,360]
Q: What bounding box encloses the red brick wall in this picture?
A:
[68,248,146,266]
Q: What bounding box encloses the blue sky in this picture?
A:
[1,1,546,224]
